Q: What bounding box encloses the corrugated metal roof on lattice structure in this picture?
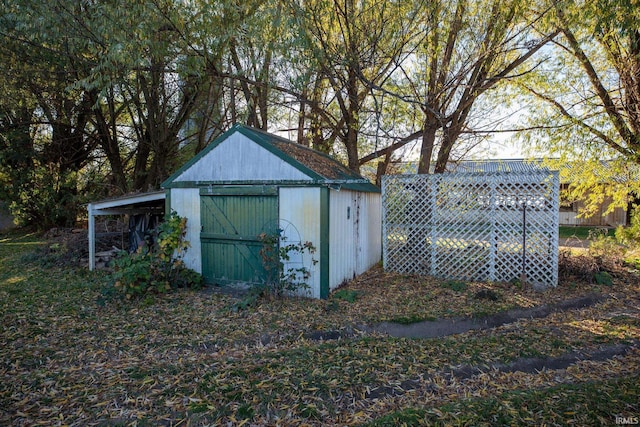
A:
[450,159,551,174]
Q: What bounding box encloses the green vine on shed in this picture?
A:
[258,230,317,298]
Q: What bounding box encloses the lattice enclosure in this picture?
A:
[382,172,559,288]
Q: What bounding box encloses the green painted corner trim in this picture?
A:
[164,189,172,218]
[319,186,330,299]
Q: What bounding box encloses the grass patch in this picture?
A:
[559,226,615,240]
[367,408,424,426]
[332,288,360,303]
[365,375,640,426]
[441,280,467,292]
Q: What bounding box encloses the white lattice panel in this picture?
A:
[382,172,559,288]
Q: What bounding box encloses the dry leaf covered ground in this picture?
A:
[1,231,638,426]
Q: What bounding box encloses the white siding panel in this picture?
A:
[174,133,312,182]
[329,190,382,291]
[329,190,357,291]
[361,192,382,270]
[279,187,322,298]
[169,188,202,273]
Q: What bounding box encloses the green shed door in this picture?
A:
[200,191,278,285]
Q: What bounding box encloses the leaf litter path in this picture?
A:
[344,346,640,426]
[365,293,607,339]
[321,294,640,426]
[306,291,639,402]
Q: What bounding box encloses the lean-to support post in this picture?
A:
[88,203,95,271]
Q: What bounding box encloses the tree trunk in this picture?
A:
[93,91,129,193]
[257,47,271,130]
[434,123,464,173]
[230,42,259,127]
[309,77,329,152]
[297,89,308,146]
[418,121,438,174]
[375,152,392,187]
[345,64,360,173]
[133,131,151,190]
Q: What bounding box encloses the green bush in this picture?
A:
[613,208,640,269]
[588,228,625,260]
[224,230,318,312]
[594,271,613,286]
[615,206,640,247]
[257,230,317,298]
[111,211,202,299]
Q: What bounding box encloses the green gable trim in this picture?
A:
[162,124,326,187]
[339,182,381,193]
[319,186,330,299]
[166,180,313,189]
[241,126,369,182]
[235,126,325,181]
[162,124,379,192]
[161,125,241,188]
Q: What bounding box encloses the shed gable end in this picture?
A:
[170,132,313,184]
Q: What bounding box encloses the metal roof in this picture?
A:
[448,159,552,174]
[88,190,165,215]
[449,159,638,184]
[162,124,380,193]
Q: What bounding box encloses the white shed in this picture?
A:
[162,124,381,298]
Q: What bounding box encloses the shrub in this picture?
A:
[226,232,317,312]
[558,227,628,284]
[612,208,640,269]
[587,228,625,261]
[111,211,202,299]
[623,248,640,269]
[258,230,317,298]
[615,206,640,247]
[594,271,613,286]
